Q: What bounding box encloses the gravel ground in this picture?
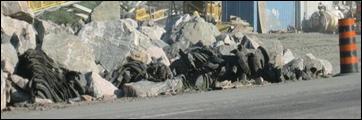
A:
[2,32,361,113]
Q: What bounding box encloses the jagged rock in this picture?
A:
[9,74,28,89]
[281,57,307,80]
[164,40,192,59]
[91,1,120,22]
[78,19,138,72]
[1,14,36,55]
[303,53,332,77]
[146,46,171,66]
[283,49,295,65]
[38,20,75,35]
[1,70,6,111]
[240,35,262,49]
[139,24,166,41]
[165,16,220,46]
[42,31,98,73]
[303,53,324,75]
[123,76,184,97]
[85,72,118,98]
[285,58,305,71]
[32,19,81,50]
[259,39,284,68]
[216,33,236,46]
[320,59,333,76]
[163,16,221,59]
[78,19,155,73]
[1,43,18,73]
[1,1,34,23]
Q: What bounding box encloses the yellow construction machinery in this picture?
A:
[120,1,169,22]
[134,7,168,22]
[183,1,222,23]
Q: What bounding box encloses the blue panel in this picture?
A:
[264,1,296,31]
[222,1,258,31]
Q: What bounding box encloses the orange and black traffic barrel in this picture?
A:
[338,18,359,73]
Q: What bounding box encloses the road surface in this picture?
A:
[2,72,360,119]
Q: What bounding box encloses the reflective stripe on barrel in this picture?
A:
[338,18,359,73]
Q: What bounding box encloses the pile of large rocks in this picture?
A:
[281,52,333,81]
[1,1,334,111]
[0,1,179,111]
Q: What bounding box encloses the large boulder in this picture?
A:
[302,53,333,77]
[42,31,98,73]
[1,14,36,55]
[319,59,333,76]
[165,16,220,46]
[282,58,307,80]
[239,35,284,70]
[259,38,284,68]
[122,76,184,97]
[91,1,120,22]
[303,53,324,73]
[32,19,75,49]
[78,20,132,73]
[85,72,118,98]
[1,43,18,74]
[78,19,155,73]
[1,1,34,23]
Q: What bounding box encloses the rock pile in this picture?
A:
[0,1,335,111]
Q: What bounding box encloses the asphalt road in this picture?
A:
[2,72,360,119]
